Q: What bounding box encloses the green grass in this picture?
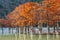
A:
[0,34,60,40]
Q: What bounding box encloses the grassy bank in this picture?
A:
[0,34,60,40]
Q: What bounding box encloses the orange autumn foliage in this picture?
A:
[0,19,7,27]
[6,2,40,27]
[0,0,60,27]
[41,0,60,26]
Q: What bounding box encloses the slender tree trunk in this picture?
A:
[9,27,11,40]
[2,27,3,35]
[17,27,20,40]
[19,27,21,39]
[47,24,50,40]
[17,27,19,38]
[39,23,42,34]
[9,27,10,35]
[15,27,19,40]
[1,27,3,39]
[12,28,13,35]
[26,27,29,36]
[23,27,26,40]
[56,21,59,38]
[53,26,55,40]
[30,26,33,40]
[12,28,13,40]
[54,27,55,34]
[38,23,42,40]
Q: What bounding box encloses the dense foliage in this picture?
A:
[0,0,60,27]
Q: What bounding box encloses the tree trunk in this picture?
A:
[23,27,26,40]
[26,27,29,36]
[47,24,50,40]
[17,27,19,38]
[56,21,59,38]
[9,27,11,40]
[12,28,13,35]
[39,23,42,34]
[2,27,3,35]
[53,26,55,40]
[15,27,19,40]
[9,27,10,35]
[38,23,42,40]
[30,26,33,40]
[19,27,21,39]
